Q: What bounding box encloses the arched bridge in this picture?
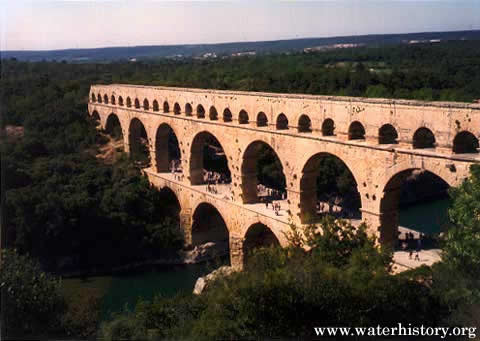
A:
[88,84,480,269]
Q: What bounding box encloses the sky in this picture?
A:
[1,0,479,51]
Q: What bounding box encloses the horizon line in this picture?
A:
[2,28,478,53]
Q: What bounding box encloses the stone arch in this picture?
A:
[134,98,140,109]
[105,113,123,139]
[163,101,170,113]
[152,100,159,112]
[158,186,181,223]
[300,152,361,223]
[209,106,218,120]
[379,168,450,245]
[223,108,232,122]
[241,140,287,204]
[126,97,132,108]
[256,112,268,127]
[97,93,102,103]
[189,131,231,185]
[91,93,96,102]
[348,121,365,140]
[276,113,289,130]
[174,103,181,115]
[155,123,181,173]
[453,131,479,154]
[103,94,109,104]
[128,117,150,166]
[196,104,205,119]
[110,95,116,105]
[119,96,124,106]
[239,110,249,124]
[298,114,312,133]
[378,124,398,144]
[91,110,100,122]
[242,223,281,267]
[191,203,230,262]
[413,127,435,149]
[143,98,150,110]
[322,118,335,136]
[185,103,193,116]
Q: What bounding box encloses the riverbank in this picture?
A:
[58,241,229,279]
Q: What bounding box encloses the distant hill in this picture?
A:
[2,30,480,62]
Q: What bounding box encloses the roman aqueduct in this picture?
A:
[88,84,480,269]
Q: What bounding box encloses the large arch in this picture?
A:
[242,223,280,268]
[105,113,123,139]
[453,131,479,154]
[257,112,268,127]
[348,121,366,140]
[155,123,181,173]
[379,168,450,245]
[298,115,312,133]
[128,117,150,167]
[413,127,435,149]
[300,152,361,223]
[276,113,289,130]
[189,131,231,185]
[239,110,249,124]
[241,140,287,204]
[378,124,398,144]
[91,110,101,122]
[322,118,335,136]
[191,203,230,263]
[209,106,218,120]
[157,186,181,225]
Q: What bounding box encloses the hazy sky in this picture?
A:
[1,0,479,51]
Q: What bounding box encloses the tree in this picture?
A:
[0,249,65,337]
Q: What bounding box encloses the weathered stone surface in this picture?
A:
[193,265,237,295]
[88,84,480,269]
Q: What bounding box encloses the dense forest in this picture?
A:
[2,41,480,338]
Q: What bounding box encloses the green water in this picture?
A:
[85,199,451,321]
[398,197,451,235]
[100,262,213,320]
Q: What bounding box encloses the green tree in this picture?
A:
[0,249,65,337]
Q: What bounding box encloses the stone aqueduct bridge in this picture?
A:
[88,84,480,269]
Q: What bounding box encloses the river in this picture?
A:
[62,198,450,321]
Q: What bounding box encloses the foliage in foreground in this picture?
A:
[0,249,65,337]
[99,217,445,340]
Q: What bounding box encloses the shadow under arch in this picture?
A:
[105,113,123,139]
[453,131,479,154]
[379,168,450,245]
[242,223,280,268]
[128,117,151,167]
[241,140,287,204]
[300,152,361,223]
[189,131,231,185]
[155,123,181,173]
[191,202,230,264]
[158,186,181,223]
